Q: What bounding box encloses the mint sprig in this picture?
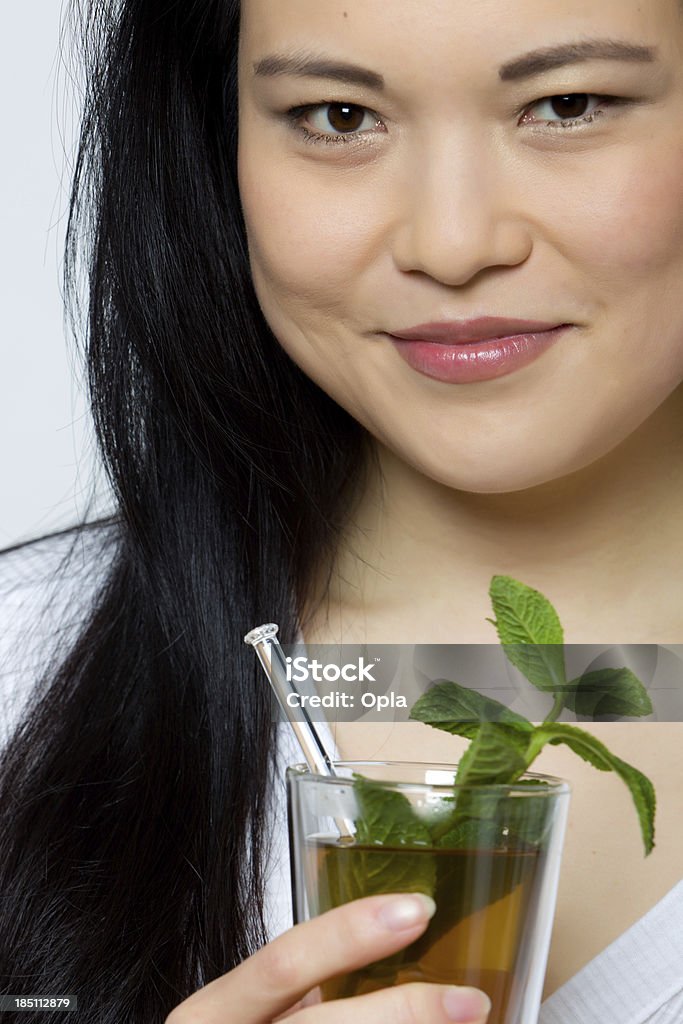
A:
[327,571,656,981]
[410,575,656,855]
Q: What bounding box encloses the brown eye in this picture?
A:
[520,92,609,129]
[325,104,367,133]
[294,102,383,143]
[548,94,591,119]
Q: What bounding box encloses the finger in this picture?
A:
[288,982,492,1024]
[272,991,318,1022]
[165,892,436,1023]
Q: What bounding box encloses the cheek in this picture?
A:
[557,139,683,284]
[238,145,374,312]
[238,139,386,412]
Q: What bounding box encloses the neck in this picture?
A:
[312,384,683,643]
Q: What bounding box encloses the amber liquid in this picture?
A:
[307,840,544,1024]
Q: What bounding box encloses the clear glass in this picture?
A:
[287,760,571,1024]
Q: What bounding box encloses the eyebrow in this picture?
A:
[252,51,385,91]
[499,39,658,81]
[252,39,658,92]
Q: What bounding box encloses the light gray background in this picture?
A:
[0,1,113,549]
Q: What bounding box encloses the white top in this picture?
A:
[2,535,682,1023]
[0,529,110,746]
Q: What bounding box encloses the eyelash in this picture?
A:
[285,94,623,147]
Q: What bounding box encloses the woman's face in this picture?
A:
[238,0,683,493]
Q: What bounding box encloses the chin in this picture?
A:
[419,449,592,496]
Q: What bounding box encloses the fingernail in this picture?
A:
[442,986,492,1022]
[376,893,436,932]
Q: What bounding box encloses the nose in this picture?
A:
[391,134,533,286]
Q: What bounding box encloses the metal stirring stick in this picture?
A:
[244,622,355,838]
[243,623,337,776]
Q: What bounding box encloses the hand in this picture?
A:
[165,892,491,1023]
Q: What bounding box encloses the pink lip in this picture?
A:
[387,321,573,384]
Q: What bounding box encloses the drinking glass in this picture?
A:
[287,760,570,1024]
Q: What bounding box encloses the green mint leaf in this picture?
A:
[438,783,554,848]
[526,723,656,855]
[353,773,433,847]
[489,576,567,693]
[561,668,654,719]
[454,722,530,787]
[494,783,555,847]
[317,781,435,997]
[435,815,504,849]
[409,679,534,735]
[351,774,437,898]
[317,776,437,992]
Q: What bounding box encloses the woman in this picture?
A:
[1,0,682,1021]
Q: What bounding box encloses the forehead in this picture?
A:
[240,0,681,57]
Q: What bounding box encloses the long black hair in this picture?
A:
[0,1,377,1019]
